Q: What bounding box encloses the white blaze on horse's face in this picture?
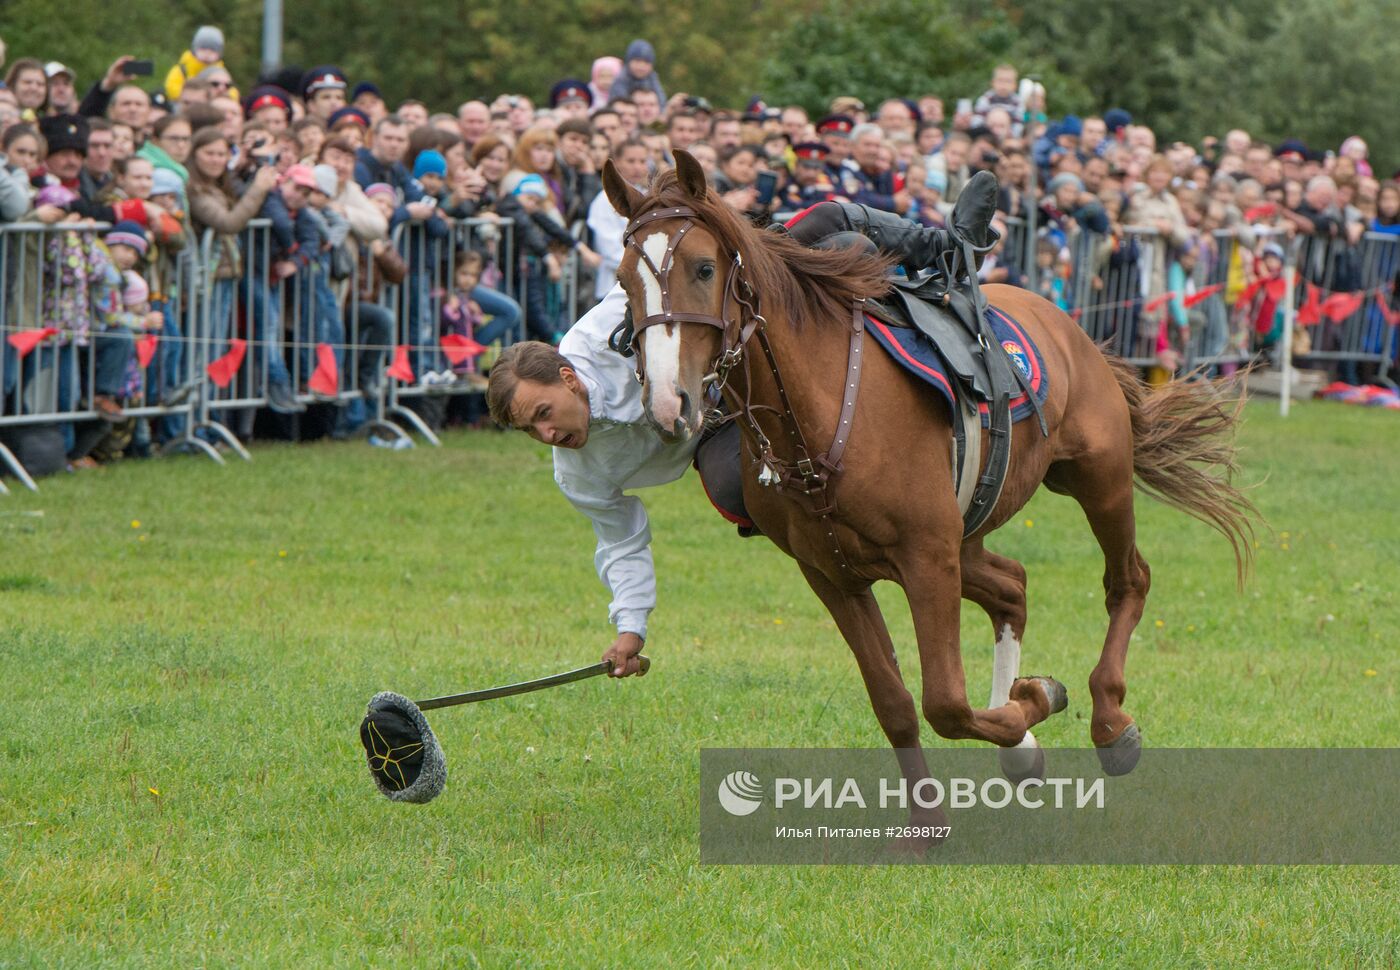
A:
[637,230,689,437]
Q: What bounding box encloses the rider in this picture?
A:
[484,171,999,679]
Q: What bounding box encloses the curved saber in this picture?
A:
[414,655,651,711]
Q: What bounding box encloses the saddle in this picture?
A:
[868,265,1047,538]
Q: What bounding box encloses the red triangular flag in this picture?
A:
[6,327,59,358]
[308,342,339,396]
[1320,291,1364,323]
[1296,282,1323,326]
[206,338,247,388]
[1182,283,1223,308]
[1264,277,1287,302]
[1242,203,1277,223]
[1143,291,1175,314]
[385,345,415,382]
[441,333,487,366]
[135,333,159,368]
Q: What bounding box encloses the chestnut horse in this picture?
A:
[602,153,1254,798]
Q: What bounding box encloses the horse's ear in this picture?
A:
[603,159,645,220]
[674,150,708,201]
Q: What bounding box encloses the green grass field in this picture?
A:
[1,400,1397,967]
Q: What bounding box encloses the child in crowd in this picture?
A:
[297,163,350,397]
[440,251,490,390]
[512,174,566,342]
[973,64,1024,131]
[1158,243,1201,377]
[412,150,448,204]
[1239,242,1286,357]
[144,167,193,426]
[1033,234,1068,309]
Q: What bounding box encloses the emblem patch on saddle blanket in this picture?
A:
[866,305,1048,428]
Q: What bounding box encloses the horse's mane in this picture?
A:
[637,170,893,327]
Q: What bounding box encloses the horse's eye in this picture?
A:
[697,263,715,282]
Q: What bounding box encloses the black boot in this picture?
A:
[951,170,1000,253]
[828,202,958,277]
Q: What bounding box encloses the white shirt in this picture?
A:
[555,285,699,639]
[587,190,629,302]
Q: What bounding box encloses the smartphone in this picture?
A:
[753,170,778,207]
[127,60,154,76]
[956,98,973,116]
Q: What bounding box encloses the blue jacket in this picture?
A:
[838,164,899,213]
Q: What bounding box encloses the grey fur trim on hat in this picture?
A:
[364,691,447,803]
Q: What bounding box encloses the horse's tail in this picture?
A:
[1108,359,1259,586]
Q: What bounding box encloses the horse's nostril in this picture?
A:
[677,389,691,419]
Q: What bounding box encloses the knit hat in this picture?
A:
[150,168,183,197]
[413,150,447,179]
[1103,108,1132,133]
[1058,115,1083,138]
[624,39,656,64]
[105,220,149,256]
[1047,173,1085,195]
[1261,242,1284,260]
[192,26,225,58]
[591,56,622,87]
[365,182,396,201]
[312,163,338,197]
[924,167,948,193]
[511,174,550,199]
[121,271,149,308]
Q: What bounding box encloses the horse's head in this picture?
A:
[603,150,738,445]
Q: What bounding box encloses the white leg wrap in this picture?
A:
[989,623,1021,708]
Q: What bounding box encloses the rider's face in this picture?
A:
[508,370,591,449]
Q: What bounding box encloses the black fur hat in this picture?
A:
[360,692,447,803]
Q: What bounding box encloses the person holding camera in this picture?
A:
[185,127,300,412]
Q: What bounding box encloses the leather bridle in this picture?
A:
[615,202,869,574]
[616,206,763,391]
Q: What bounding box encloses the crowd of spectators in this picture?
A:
[0,29,1397,473]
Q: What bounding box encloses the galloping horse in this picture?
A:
[602,152,1254,801]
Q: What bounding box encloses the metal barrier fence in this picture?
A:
[4,210,1396,492]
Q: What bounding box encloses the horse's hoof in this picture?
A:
[1021,675,1068,715]
[1095,722,1142,776]
[998,731,1044,783]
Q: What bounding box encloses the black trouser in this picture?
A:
[694,420,756,533]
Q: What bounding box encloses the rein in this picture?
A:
[619,205,868,572]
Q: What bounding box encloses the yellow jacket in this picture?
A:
[163,50,240,102]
